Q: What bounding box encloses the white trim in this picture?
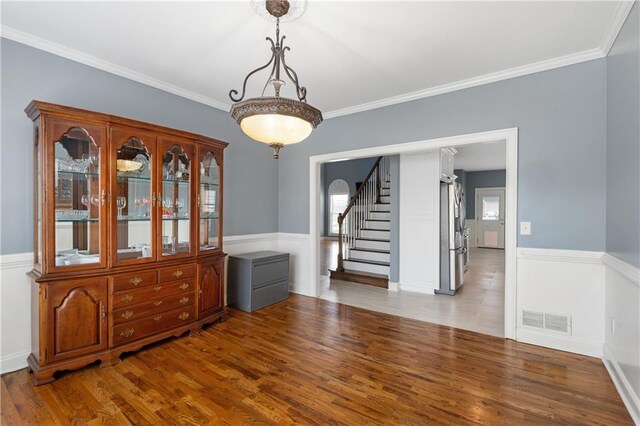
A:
[309,127,519,339]
[0,252,33,270]
[517,248,604,265]
[600,1,636,56]
[602,253,640,286]
[517,328,603,358]
[0,350,31,374]
[223,233,280,246]
[0,26,229,111]
[277,233,310,242]
[603,345,640,425]
[388,282,400,292]
[323,50,604,119]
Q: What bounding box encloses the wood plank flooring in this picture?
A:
[1,295,632,425]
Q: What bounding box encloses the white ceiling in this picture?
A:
[1,1,633,118]
[453,141,506,172]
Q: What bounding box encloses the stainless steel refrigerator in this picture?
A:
[435,179,466,295]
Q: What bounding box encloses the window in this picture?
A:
[328,179,350,235]
[481,195,500,220]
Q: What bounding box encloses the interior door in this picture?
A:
[476,188,505,249]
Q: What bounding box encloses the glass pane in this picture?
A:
[199,151,219,251]
[484,230,499,247]
[116,137,152,260]
[53,127,101,266]
[481,195,500,220]
[161,145,190,256]
[329,194,348,234]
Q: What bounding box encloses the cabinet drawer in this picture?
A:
[113,279,195,309]
[252,257,289,288]
[112,305,195,346]
[158,264,196,283]
[113,292,195,325]
[252,279,289,311]
[113,270,157,292]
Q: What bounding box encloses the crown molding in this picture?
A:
[3,0,634,122]
[600,0,636,56]
[0,26,230,111]
[323,47,605,119]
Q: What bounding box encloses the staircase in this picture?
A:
[330,157,391,288]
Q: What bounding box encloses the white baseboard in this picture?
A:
[0,350,31,374]
[517,329,603,358]
[603,345,640,425]
[388,282,400,292]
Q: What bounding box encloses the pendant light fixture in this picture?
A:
[229,0,322,159]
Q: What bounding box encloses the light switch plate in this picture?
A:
[520,221,531,235]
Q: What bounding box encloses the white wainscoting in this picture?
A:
[0,253,33,374]
[516,248,605,358]
[602,253,640,425]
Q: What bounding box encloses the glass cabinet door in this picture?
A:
[158,140,194,258]
[112,129,156,265]
[49,121,107,270]
[198,149,222,252]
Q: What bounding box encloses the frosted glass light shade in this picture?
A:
[240,113,313,145]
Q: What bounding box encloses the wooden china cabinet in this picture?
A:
[26,101,228,384]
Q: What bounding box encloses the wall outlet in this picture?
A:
[520,221,531,235]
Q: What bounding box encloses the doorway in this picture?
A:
[476,187,506,248]
[309,128,518,339]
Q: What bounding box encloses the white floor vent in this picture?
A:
[521,310,571,335]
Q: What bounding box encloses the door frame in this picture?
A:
[309,127,518,339]
[475,186,506,248]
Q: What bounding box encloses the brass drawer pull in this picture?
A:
[153,286,162,292]
[173,270,183,278]
[120,328,134,338]
[179,283,189,290]
[153,315,163,321]
[121,294,133,303]
[129,277,143,286]
[121,311,133,320]
[178,312,189,321]
[153,300,163,306]
[179,296,189,305]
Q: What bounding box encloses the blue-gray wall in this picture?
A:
[0,38,279,255]
[321,157,377,236]
[606,3,640,268]
[463,170,507,220]
[278,60,607,251]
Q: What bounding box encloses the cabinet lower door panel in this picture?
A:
[46,278,108,362]
[198,259,224,316]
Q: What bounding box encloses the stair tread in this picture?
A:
[349,248,390,254]
[356,238,390,242]
[345,258,390,267]
[334,269,389,279]
[365,219,390,222]
[361,228,390,231]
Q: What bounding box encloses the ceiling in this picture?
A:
[1,1,633,118]
[454,142,506,172]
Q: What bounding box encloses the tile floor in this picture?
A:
[319,241,505,337]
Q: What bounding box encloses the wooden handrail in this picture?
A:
[336,156,382,272]
[337,156,382,226]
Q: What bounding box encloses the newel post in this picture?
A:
[337,213,345,272]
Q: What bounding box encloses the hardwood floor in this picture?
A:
[320,238,338,276]
[2,295,631,425]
